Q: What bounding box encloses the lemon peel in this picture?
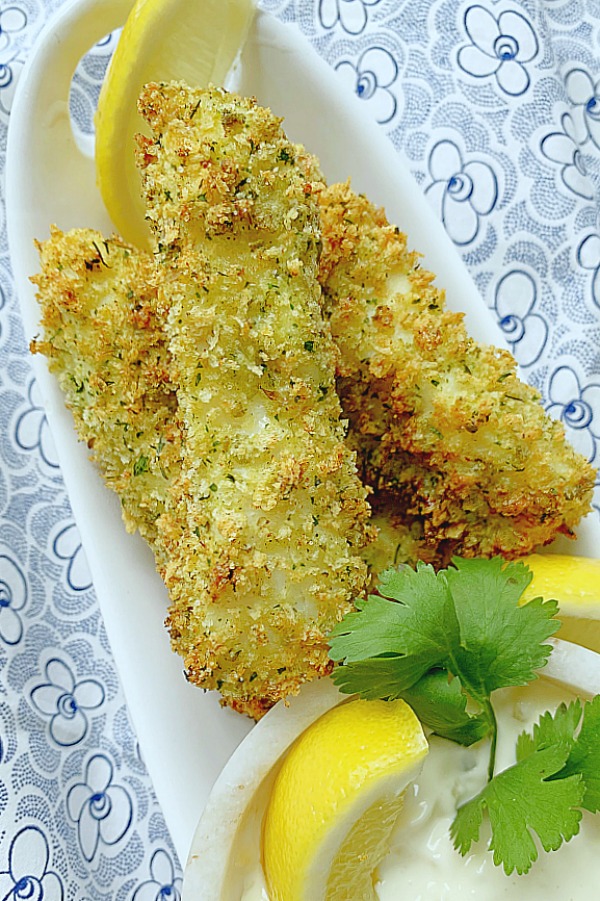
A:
[262,697,428,901]
[95,0,256,248]
[520,553,600,653]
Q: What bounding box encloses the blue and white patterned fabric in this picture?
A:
[1,0,599,893]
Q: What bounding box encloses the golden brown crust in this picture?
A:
[31,226,180,557]
[32,86,597,720]
[318,181,596,561]
[135,84,373,716]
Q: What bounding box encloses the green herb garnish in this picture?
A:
[451,696,600,873]
[133,454,149,475]
[328,556,600,875]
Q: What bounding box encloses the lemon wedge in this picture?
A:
[95,0,256,249]
[262,697,428,901]
[520,553,600,653]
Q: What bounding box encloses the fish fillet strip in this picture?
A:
[31,228,179,560]
[32,85,596,716]
[317,182,595,560]
[134,83,372,717]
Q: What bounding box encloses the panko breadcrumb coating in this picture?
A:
[317,182,595,560]
[31,84,596,718]
[31,227,180,557]
[135,83,373,717]
[31,231,423,599]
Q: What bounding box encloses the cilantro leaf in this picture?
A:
[328,655,423,701]
[516,701,582,760]
[329,562,460,695]
[446,557,559,702]
[517,696,600,814]
[451,744,584,875]
[400,670,490,746]
[329,556,559,722]
[561,695,600,813]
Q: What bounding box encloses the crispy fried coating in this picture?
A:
[135,83,373,717]
[30,230,432,589]
[31,88,596,718]
[31,227,180,554]
[318,182,596,560]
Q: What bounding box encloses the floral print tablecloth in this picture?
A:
[1,0,599,895]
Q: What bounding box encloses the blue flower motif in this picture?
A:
[132,849,183,901]
[0,6,27,57]
[318,0,381,35]
[458,5,539,96]
[494,270,548,366]
[14,380,59,470]
[335,47,399,124]
[577,232,600,309]
[30,657,105,747]
[546,366,600,462]
[425,140,498,246]
[0,6,26,121]
[540,111,594,201]
[0,826,63,901]
[0,57,22,120]
[52,524,92,592]
[67,754,133,862]
[0,554,27,646]
[565,67,600,151]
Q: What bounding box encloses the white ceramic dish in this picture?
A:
[183,639,600,900]
[6,0,600,867]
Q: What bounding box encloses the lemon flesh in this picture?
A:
[262,697,428,901]
[95,0,256,248]
[520,553,600,653]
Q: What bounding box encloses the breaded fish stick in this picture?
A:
[29,226,446,584]
[318,182,596,560]
[31,228,180,555]
[32,227,430,597]
[136,84,372,717]
[32,92,595,719]
[32,192,595,579]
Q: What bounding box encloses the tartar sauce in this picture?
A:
[233,680,599,900]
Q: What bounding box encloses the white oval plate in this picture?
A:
[6,0,600,867]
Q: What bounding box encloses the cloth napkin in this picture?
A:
[1,0,599,894]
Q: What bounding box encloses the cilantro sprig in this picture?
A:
[328,556,600,875]
[329,557,559,777]
[451,696,600,874]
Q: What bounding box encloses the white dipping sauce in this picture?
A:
[237,680,600,900]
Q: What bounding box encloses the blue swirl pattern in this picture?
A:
[493,269,548,367]
[66,753,134,862]
[29,656,105,746]
[335,45,400,124]
[319,0,382,35]
[458,5,539,96]
[1,0,600,893]
[0,553,27,646]
[0,827,64,901]
[425,138,498,246]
